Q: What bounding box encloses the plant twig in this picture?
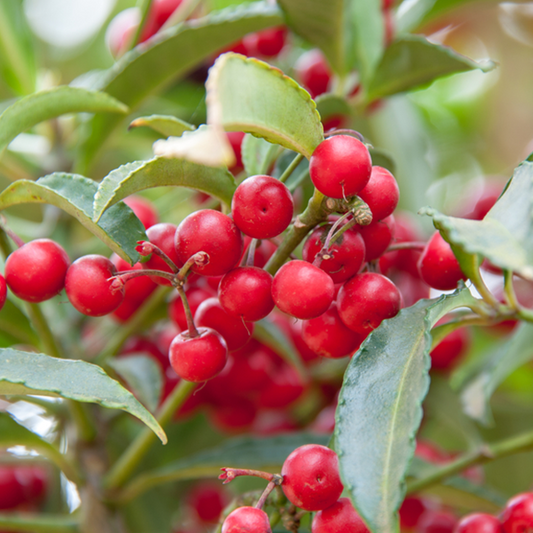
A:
[279,154,304,184]
[0,513,79,533]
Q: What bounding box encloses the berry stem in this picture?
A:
[265,189,331,275]
[176,252,209,282]
[324,128,365,143]
[406,427,533,495]
[136,241,180,273]
[176,284,199,338]
[385,241,426,252]
[246,239,258,267]
[279,153,304,184]
[0,512,79,533]
[0,215,25,248]
[503,269,520,310]
[256,479,278,510]
[104,379,197,492]
[219,468,281,484]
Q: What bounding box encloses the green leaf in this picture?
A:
[128,114,195,137]
[206,53,323,159]
[93,157,236,221]
[0,0,36,95]
[109,355,163,413]
[0,412,79,482]
[0,298,38,346]
[254,318,308,383]
[315,94,351,124]
[369,147,396,175]
[0,173,146,264]
[421,162,533,281]
[366,35,495,102]
[0,348,166,444]
[395,0,438,33]
[119,433,328,501]
[460,323,533,425]
[335,288,480,533]
[75,2,283,173]
[0,87,128,156]
[241,135,280,177]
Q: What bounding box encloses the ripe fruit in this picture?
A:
[0,274,6,312]
[357,214,395,262]
[302,224,366,284]
[312,498,370,533]
[187,482,228,524]
[0,466,25,510]
[358,166,400,221]
[257,364,305,409]
[105,8,140,58]
[232,175,294,239]
[430,323,471,371]
[140,0,184,42]
[501,492,533,533]
[242,27,287,58]
[337,273,402,335]
[272,260,334,320]
[111,253,157,303]
[222,506,272,533]
[123,195,159,229]
[65,255,125,317]
[5,239,70,303]
[416,510,458,533]
[455,513,502,533]
[418,231,467,291]
[175,210,243,277]
[142,223,181,286]
[302,303,365,358]
[309,135,372,199]
[281,444,344,511]
[295,49,332,98]
[168,286,214,330]
[169,327,228,382]
[218,267,274,322]
[226,131,245,174]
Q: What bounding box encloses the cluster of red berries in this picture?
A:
[220,444,369,533]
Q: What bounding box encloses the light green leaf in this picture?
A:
[366,35,495,102]
[119,433,328,502]
[75,2,283,173]
[93,157,236,221]
[0,349,166,443]
[0,87,127,156]
[206,53,323,159]
[129,114,195,137]
[241,135,280,177]
[460,323,533,425]
[421,162,533,281]
[335,288,480,533]
[0,412,79,482]
[0,173,146,264]
[109,355,163,413]
[369,147,396,175]
[396,0,438,33]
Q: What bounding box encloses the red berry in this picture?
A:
[187,482,229,524]
[143,223,181,286]
[123,195,159,229]
[226,131,245,174]
[242,27,287,57]
[208,397,257,432]
[416,510,458,533]
[430,322,471,371]
[232,175,294,239]
[5,239,70,303]
[302,302,365,358]
[418,231,467,291]
[175,210,243,277]
[258,364,306,409]
[0,466,25,510]
[312,497,369,533]
[399,497,432,529]
[501,492,533,533]
[219,267,274,322]
[222,506,272,533]
[0,274,6,312]
[358,166,399,221]
[309,136,372,199]
[337,272,401,335]
[456,513,503,533]
[168,286,214,330]
[65,255,124,316]
[111,253,157,303]
[105,8,139,58]
[358,214,395,262]
[281,444,344,511]
[272,260,334,320]
[140,0,183,41]
[296,49,332,98]
[302,224,366,284]
[195,297,253,351]
[169,327,228,382]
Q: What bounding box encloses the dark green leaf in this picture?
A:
[0,298,38,346]
[0,87,128,155]
[460,323,533,425]
[0,0,36,95]
[128,114,195,137]
[206,53,323,159]
[93,157,236,221]
[0,348,166,443]
[335,288,480,533]
[0,173,146,264]
[75,2,283,173]
[109,355,163,413]
[241,135,280,177]
[0,412,79,481]
[366,35,495,102]
[421,162,533,281]
[369,147,396,175]
[119,433,328,501]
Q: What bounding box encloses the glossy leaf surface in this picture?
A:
[0,349,166,443]
[206,53,323,159]
[0,173,146,264]
[335,288,480,533]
